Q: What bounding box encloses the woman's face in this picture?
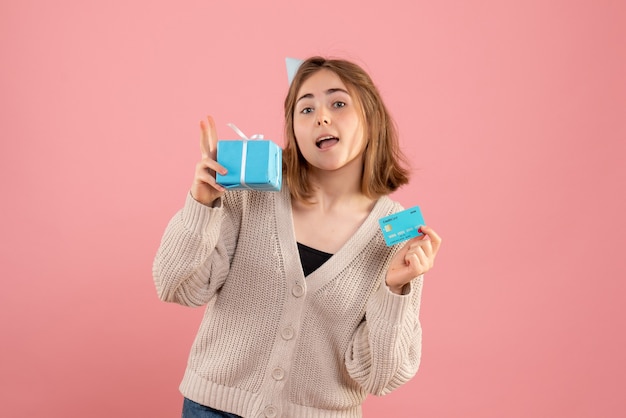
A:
[292,69,366,173]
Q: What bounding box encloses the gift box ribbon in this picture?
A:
[226,123,264,189]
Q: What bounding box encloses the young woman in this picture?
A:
[153,56,442,418]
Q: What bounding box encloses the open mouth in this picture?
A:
[316,136,339,149]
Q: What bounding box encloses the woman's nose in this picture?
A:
[316,114,330,126]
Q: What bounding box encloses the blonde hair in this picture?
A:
[283,56,410,202]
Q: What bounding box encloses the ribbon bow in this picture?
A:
[226,123,264,188]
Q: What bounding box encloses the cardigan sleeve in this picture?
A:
[344,275,424,396]
[152,192,240,307]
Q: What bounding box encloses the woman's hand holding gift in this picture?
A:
[191,115,228,206]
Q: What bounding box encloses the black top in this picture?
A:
[297,242,333,276]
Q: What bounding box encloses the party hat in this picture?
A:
[286,57,303,86]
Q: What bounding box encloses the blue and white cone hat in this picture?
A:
[286,57,304,86]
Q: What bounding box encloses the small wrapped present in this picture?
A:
[216,123,282,191]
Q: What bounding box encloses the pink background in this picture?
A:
[1,1,625,417]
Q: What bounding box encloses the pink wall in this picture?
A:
[1,1,624,416]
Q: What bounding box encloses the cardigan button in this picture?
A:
[263,405,278,417]
[292,284,304,297]
[271,367,285,381]
[281,326,295,340]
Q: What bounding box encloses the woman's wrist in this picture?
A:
[386,282,409,295]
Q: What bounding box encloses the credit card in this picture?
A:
[378,206,426,246]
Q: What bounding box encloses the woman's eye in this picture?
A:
[300,107,313,114]
[333,101,346,108]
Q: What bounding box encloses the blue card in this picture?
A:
[378,206,426,246]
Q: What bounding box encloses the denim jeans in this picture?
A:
[182,398,243,418]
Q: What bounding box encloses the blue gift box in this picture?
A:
[216,139,282,191]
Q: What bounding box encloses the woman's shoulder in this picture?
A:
[373,194,405,217]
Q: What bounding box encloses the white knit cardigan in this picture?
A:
[153,186,424,418]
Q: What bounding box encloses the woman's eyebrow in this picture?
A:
[326,88,349,95]
[296,88,350,104]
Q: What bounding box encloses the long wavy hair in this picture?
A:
[283,56,410,202]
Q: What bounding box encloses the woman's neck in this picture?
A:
[300,161,375,214]
[290,161,378,253]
